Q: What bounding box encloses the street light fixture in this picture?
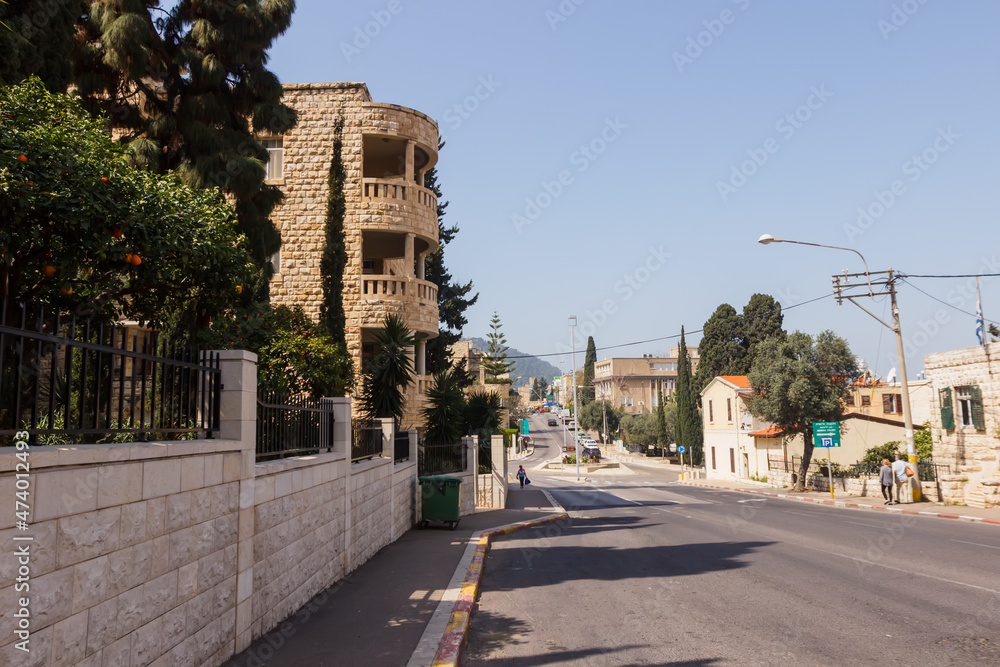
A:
[758,234,920,502]
[569,315,581,482]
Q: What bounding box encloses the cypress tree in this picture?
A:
[583,336,597,384]
[675,327,703,464]
[656,381,668,452]
[320,116,347,345]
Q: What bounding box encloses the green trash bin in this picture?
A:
[418,475,462,530]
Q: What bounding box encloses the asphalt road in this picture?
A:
[465,415,1000,666]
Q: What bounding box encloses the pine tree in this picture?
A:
[423,149,478,374]
[694,303,746,394]
[71,1,298,291]
[0,0,84,92]
[320,116,347,345]
[482,311,515,381]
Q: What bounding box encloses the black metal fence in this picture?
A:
[419,442,467,475]
[256,392,334,461]
[0,300,220,445]
[768,454,950,483]
[394,430,410,463]
[352,419,383,462]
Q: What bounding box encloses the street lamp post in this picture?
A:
[758,234,920,502]
[569,315,581,482]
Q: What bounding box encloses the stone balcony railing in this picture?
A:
[358,275,439,336]
[360,177,438,241]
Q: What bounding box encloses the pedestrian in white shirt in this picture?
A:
[891,454,910,504]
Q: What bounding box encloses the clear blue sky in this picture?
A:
[267,1,1000,378]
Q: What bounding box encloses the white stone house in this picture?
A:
[925,343,1000,507]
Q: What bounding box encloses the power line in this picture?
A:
[897,277,1000,326]
[503,292,835,360]
[898,272,1000,279]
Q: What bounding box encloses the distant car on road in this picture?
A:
[547,418,558,427]
[581,446,601,461]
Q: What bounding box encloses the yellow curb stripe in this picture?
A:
[430,512,569,667]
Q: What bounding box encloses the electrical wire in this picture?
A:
[897,277,1000,326]
[898,272,1000,279]
[504,292,835,359]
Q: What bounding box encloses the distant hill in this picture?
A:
[465,337,562,389]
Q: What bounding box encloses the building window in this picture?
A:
[955,385,985,429]
[262,138,283,180]
[882,393,902,414]
[708,399,714,423]
[861,395,871,407]
[711,447,717,470]
[730,448,736,473]
[726,398,733,422]
[268,247,281,275]
[627,397,633,407]
[621,397,627,407]
[845,393,855,406]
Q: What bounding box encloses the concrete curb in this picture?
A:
[429,512,570,667]
[676,481,1000,527]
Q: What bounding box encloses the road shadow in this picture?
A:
[485,540,775,590]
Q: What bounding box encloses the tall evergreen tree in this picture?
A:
[656,381,668,451]
[738,293,786,373]
[675,327,703,464]
[583,336,597,384]
[694,303,746,394]
[482,311,515,381]
[423,148,478,374]
[320,116,347,345]
[71,1,298,292]
[0,0,84,92]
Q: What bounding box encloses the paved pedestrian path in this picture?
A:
[221,488,558,667]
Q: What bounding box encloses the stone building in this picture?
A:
[925,343,1000,507]
[592,347,699,415]
[266,83,440,428]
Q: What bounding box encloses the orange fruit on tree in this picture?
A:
[17,155,27,162]
[112,228,122,239]
[43,265,56,277]
[101,176,108,183]
[60,284,72,295]
[235,285,242,295]
[130,254,142,266]
[124,253,133,263]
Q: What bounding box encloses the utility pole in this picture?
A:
[834,269,921,502]
[569,315,581,482]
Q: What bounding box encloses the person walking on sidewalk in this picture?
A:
[516,465,527,488]
[879,458,895,504]
[891,454,909,504]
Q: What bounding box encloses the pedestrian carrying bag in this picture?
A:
[905,466,914,477]
[525,477,531,485]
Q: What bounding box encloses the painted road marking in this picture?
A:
[950,539,1000,551]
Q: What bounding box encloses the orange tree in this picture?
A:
[0,78,254,327]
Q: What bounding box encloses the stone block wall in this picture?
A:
[0,440,247,667]
[250,453,346,640]
[0,358,420,666]
[925,343,1000,506]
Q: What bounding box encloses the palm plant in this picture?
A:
[359,314,415,426]
[422,365,467,446]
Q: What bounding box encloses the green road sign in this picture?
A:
[520,419,529,435]
[812,421,841,447]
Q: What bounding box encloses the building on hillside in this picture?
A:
[450,340,486,385]
[266,82,441,428]
[592,348,699,416]
[701,375,932,483]
[925,343,1000,507]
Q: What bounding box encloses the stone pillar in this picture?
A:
[491,434,508,509]
[405,139,415,183]
[416,252,426,280]
[416,340,426,376]
[404,233,415,277]
[215,349,258,654]
[381,418,394,460]
[327,397,353,456]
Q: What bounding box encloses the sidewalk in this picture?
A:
[222,487,559,667]
[677,476,1000,526]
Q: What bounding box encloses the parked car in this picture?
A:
[581,446,601,461]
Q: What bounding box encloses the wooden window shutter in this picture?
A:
[883,394,894,414]
[970,385,986,430]
[895,394,902,414]
[730,448,736,473]
[939,387,954,430]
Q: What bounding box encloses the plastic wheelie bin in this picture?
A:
[417,475,462,530]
